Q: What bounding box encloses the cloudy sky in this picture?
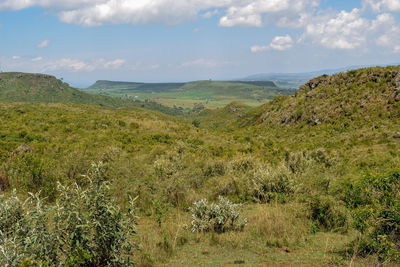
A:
[1,0,400,86]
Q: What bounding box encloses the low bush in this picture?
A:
[248,164,296,203]
[306,195,349,233]
[231,157,256,173]
[284,151,313,174]
[344,171,400,262]
[0,162,137,267]
[203,161,226,177]
[189,196,247,233]
[4,154,58,200]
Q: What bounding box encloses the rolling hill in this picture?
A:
[0,72,185,115]
[195,66,400,143]
[239,64,400,89]
[251,66,400,127]
[85,79,294,108]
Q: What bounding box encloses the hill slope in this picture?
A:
[0,72,185,115]
[250,66,400,127]
[239,64,398,89]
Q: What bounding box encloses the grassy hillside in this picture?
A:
[85,79,294,108]
[0,66,399,266]
[0,72,186,115]
[252,66,400,127]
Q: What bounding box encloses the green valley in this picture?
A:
[0,66,399,267]
[84,79,295,108]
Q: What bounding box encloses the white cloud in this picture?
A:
[37,39,49,48]
[370,13,400,52]
[102,59,126,69]
[363,0,400,12]
[300,9,370,50]
[219,0,318,28]
[0,0,106,10]
[32,57,44,61]
[181,58,238,68]
[2,0,400,55]
[250,45,269,53]
[54,0,234,27]
[202,9,219,19]
[251,34,294,52]
[0,0,318,27]
[3,56,157,73]
[270,34,294,51]
[42,58,126,72]
[299,8,400,52]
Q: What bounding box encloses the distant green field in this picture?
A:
[84,80,296,109]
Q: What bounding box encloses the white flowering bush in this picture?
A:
[189,196,247,233]
[0,162,137,267]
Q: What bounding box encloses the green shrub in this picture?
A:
[284,151,313,174]
[248,165,296,203]
[203,161,226,177]
[0,191,58,265]
[189,196,247,233]
[231,157,256,173]
[153,153,183,179]
[5,154,58,200]
[192,119,201,128]
[0,162,138,267]
[344,171,400,262]
[306,195,349,233]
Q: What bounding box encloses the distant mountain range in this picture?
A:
[239,64,400,88]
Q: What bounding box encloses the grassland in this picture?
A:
[85,80,295,109]
[0,66,399,266]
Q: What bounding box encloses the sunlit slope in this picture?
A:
[243,66,400,127]
[0,72,184,114]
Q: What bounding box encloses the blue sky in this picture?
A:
[1,0,400,86]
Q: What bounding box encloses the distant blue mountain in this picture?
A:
[239,63,400,89]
